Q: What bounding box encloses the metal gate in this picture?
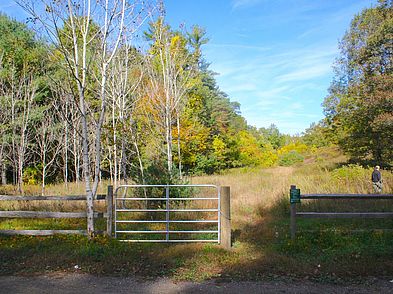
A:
[114,184,220,243]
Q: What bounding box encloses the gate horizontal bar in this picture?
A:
[116,197,219,201]
[116,220,218,223]
[116,209,218,212]
[116,230,218,234]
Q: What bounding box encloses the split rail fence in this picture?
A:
[0,186,114,236]
[289,185,393,239]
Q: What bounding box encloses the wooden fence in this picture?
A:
[289,185,393,239]
[0,186,114,236]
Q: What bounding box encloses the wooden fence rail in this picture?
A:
[0,186,114,237]
[289,185,393,239]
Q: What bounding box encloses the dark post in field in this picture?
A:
[290,185,299,239]
[106,185,113,237]
[220,186,231,249]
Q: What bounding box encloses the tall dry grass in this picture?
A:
[191,166,293,223]
[191,159,393,226]
[2,147,392,231]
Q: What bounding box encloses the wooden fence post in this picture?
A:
[106,185,113,237]
[290,185,297,239]
[220,186,231,250]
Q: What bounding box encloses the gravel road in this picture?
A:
[1,273,393,294]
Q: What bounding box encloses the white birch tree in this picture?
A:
[17,0,154,237]
[145,17,197,178]
[106,44,144,186]
[9,67,38,193]
[34,105,62,195]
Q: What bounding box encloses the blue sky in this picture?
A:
[1,0,376,134]
[164,0,376,134]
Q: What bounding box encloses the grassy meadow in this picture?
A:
[1,147,393,282]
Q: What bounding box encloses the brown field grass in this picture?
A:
[1,147,393,281]
[191,157,393,228]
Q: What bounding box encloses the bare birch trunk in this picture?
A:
[64,102,69,189]
[70,0,94,238]
[176,112,182,179]
[165,104,173,175]
[0,144,6,185]
[112,91,117,186]
[73,127,80,183]
[1,164,5,185]
[120,137,127,183]
[17,151,24,194]
[41,165,46,196]
[91,62,108,198]
[80,107,94,237]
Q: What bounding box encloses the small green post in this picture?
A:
[290,186,301,204]
[290,185,300,239]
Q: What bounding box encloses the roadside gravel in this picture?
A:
[1,273,393,294]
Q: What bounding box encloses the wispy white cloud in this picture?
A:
[197,0,373,133]
[256,86,291,98]
[254,99,276,111]
[224,83,257,93]
[231,0,264,10]
[205,42,335,133]
[0,3,16,9]
[289,102,304,110]
[208,43,270,52]
[276,64,331,83]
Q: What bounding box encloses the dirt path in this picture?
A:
[1,273,393,294]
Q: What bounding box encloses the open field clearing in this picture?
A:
[1,153,393,283]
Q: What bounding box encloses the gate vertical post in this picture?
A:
[106,185,113,237]
[220,186,231,249]
[165,186,170,242]
[290,185,297,240]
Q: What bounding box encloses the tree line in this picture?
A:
[0,0,302,204]
[305,0,393,168]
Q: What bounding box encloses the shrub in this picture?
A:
[193,154,229,175]
[331,164,371,182]
[23,166,41,185]
[278,151,304,166]
[277,142,308,156]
